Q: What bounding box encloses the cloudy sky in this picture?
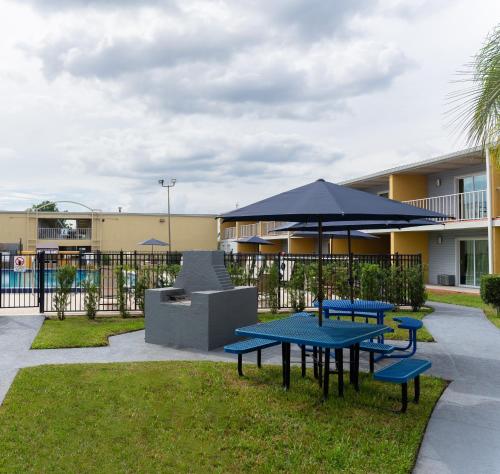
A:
[0,0,498,214]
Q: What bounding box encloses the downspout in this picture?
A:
[486,147,494,274]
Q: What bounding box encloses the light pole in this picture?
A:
[158,178,176,250]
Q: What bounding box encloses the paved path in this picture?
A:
[1,302,500,473]
[414,302,500,474]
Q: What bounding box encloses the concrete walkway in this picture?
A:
[1,302,500,473]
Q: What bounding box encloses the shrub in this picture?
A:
[134,269,151,314]
[268,262,280,314]
[333,264,351,300]
[305,262,318,301]
[82,277,100,320]
[385,265,403,309]
[115,265,129,318]
[226,262,247,286]
[289,262,306,312]
[54,265,77,320]
[480,274,500,315]
[360,264,383,301]
[406,264,427,311]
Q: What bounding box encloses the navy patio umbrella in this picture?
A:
[277,219,438,302]
[219,179,446,326]
[138,238,169,253]
[236,235,275,246]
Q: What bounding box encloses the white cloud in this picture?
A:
[0,0,499,214]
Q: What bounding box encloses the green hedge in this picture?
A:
[480,274,500,314]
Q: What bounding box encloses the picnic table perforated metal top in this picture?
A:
[235,313,392,349]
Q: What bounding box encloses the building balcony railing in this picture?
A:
[262,221,289,236]
[239,223,258,238]
[404,190,487,221]
[223,227,236,240]
[38,227,92,240]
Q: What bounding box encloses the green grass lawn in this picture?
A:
[427,290,500,329]
[31,316,145,349]
[0,362,445,473]
[259,308,435,342]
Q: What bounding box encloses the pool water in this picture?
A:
[0,270,99,290]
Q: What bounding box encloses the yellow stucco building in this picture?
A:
[0,210,217,253]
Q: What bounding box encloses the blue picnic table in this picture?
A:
[235,313,392,399]
[315,299,394,324]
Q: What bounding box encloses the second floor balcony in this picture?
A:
[38,227,92,240]
[404,189,487,222]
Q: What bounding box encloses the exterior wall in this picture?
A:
[236,242,258,253]
[289,237,317,254]
[493,227,500,273]
[391,231,429,280]
[259,240,283,254]
[331,234,390,254]
[0,212,217,252]
[389,173,427,201]
[427,228,488,284]
[427,163,486,198]
[98,214,217,251]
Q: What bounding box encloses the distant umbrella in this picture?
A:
[276,219,438,302]
[139,238,169,253]
[220,179,446,326]
[236,235,275,246]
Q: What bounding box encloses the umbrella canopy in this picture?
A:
[220,179,446,223]
[274,219,438,232]
[219,179,447,326]
[291,230,378,239]
[138,238,169,246]
[236,235,275,245]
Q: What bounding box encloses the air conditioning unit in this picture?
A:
[437,274,455,286]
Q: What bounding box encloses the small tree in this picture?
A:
[54,265,77,320]
[304,262,319,302]
[115,265,129,318]
[480,274,500,315]
[385,265,403,309]
[268,262,280,314]
[360,264,383,301]
[82,277,100,320]
[406,264,427,311]
[289,262,306,312]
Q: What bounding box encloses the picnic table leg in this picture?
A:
[282,342,291,391]
[301,345,306,377]
[313,347,318,379]
[335,348,344,397]
[238,354,243,377]
[318,348,323,388]
[353,343,360,392]
[401,382,408,413]
[414,375,420,403]
[349,346,355,385]
[323,348,330,400]
[257,349,262,368]
[282,343,286,387]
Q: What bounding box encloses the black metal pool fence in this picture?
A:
[0,251,421,312]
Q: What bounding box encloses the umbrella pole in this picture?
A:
[348,230,354,303]
[318,220,323,327]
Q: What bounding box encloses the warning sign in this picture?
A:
[14,255,26,272]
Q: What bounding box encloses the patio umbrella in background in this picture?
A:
[219,179,446,326]
[236,235,275,247]
[138,238,169,253]
[276,219,438,302]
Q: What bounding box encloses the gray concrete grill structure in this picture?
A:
[145,250,257,350]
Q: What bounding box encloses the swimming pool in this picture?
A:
[0,269,99,291]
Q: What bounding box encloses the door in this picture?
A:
[459,239,488,287]
[457,174,487,219]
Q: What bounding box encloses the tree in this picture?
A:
[30,201,67,228]
[30,201,59,212]
[449,25,499,158]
